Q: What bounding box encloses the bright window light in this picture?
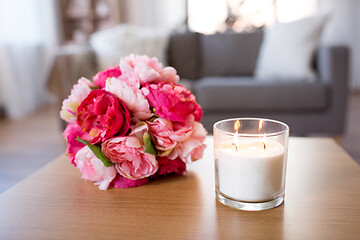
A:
[188,0,227,34]
[276,0,317,22]
[188,0,318,34]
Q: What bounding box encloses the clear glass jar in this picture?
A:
[214,118,289,211]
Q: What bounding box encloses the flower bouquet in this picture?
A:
[60,54,207,190]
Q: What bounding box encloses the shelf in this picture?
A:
[59,0,120,44]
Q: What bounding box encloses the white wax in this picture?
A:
[216,140,285,202]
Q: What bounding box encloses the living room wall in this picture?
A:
[318,0,360,91]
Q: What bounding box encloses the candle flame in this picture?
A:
[234,119,241,132]
[259,120,264,131]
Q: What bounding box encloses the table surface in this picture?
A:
[1,137,360,240]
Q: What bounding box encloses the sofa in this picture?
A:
[48,30,349,136]
[167,30,349,135]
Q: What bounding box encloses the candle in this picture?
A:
[213,118,289,211]
[216,139,285,202]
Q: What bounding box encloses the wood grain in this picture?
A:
[0,137,359,240]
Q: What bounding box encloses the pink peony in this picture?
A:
[105,76,153,120]
[155,157,186,176]
[102,136,158,180]
[75,146,117,190]
[77,89,131,144]
[93,66,121,88]
[120,54,179,85]
[147,117,193,153]
[111,174,149,188]
[60,77,94,123]
[147,118,177,152]
[142,82,203,124]
[169,122,207,163]
[63,123,89,165]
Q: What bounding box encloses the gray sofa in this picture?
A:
[48,30,349,136]
[168,30,349,135]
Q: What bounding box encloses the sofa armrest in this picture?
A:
[316,46,350,133]
[47,45,97,102]
[317,46,349,85]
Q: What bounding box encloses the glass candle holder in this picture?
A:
[214,118,289,211]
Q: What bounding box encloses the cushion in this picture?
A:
[194,77,329,111]
[255,16,327,82]
[167,30,200,80]
[90,24,169,71]
[200,31,263,77]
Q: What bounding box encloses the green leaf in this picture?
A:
[158,148,173,157]
[149,115,157,122]
[90,86,101,90]
[143,133,158,156]
[76,137,114,167]
[149,108,159,122]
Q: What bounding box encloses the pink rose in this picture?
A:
[77,89,131,144]
[169,122,207,163]
[60,77,94,123]
[111,175,149,188]
[105,76,153,120]
[147,117,193,152]
[155,157,186,176]
[102,136,158,180]
[93,66,121,88]
[63,123,90,165]
[120,54,179,85]
[142,82,203,124]
[75,146,117,190]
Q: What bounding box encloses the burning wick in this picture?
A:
[259,120,266,150]
[232,143,238,151]
[262,132,267,151]
[232,119,241,152]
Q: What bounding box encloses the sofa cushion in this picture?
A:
[167,31,200,80]
[200,31,263,77]
[90,24,169,71]
[194,77,329,111]
[255,16,327,81]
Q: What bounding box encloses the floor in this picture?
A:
[342,94,360,161]
[0,94,359,194]
[0,106,64,193]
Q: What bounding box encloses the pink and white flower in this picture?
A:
[60,77,94,123]
[102,136,158,180]
[169,122,207,163]
[75,146,117,190]
[105,76,153,120]
[111,174,149,188]
[120,54,179,85]
[147,117,193,153]
[142,82,202,125]
[77,89,131,144]
[155,157,186,176]
[63,123,88,165]
[93,66,122,88]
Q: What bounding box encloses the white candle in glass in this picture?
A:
[216,139,285,202]
[214,118,289,211]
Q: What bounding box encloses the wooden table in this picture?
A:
[1,137,359,240]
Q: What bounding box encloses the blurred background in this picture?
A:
[0,0,359,193]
